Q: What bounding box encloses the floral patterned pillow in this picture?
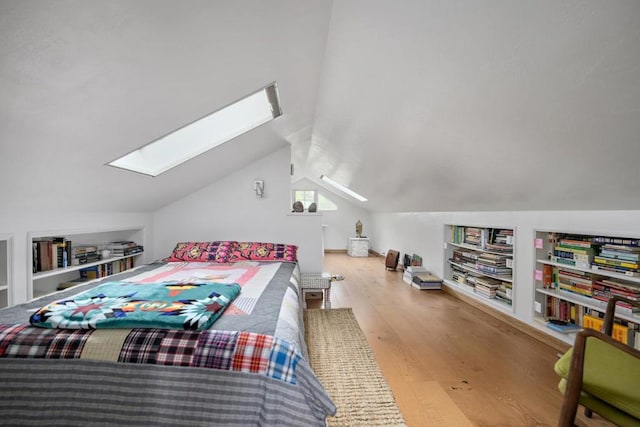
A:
[205,241,235,263]
[228,242,298,263]
[165,241,235,263]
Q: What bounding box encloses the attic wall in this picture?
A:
[369,209,640,327]
[0,211,153,305]
[292,178,371,250]
[152,146,323,272]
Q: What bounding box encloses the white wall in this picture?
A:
[153,146,323,272]
[0,211,153,305]
[370,210,640,331]
[292,178,371,250]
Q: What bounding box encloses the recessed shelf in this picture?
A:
[33,253,143,280]
[28,227,145,301]
[443,225,515,312]
[533,230,640,349]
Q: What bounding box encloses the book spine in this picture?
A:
[543,264,553,288]
[593,236,640,247]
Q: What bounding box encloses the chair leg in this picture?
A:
[584,407,592,418]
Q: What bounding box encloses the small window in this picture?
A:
[291,190,338,211]
[292,190,317,210]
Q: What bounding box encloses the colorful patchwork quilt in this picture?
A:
[0,324,300,384]
[0,260,336,426]
[29,280,242,330]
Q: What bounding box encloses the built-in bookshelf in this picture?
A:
[443,225,515,313]
[0,235,13,308]
[533,230,640,348]
[28,227,145,300]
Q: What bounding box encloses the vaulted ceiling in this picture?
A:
[2,1,639,213]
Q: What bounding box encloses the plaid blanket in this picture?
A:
[0,324,300,384]
[29,280,241,331]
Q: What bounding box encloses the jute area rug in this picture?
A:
[305,308,406,426]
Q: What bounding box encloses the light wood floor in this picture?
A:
[312,253,614,427]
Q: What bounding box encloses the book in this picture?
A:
[107,241,137,250]
[111,245,144,256]
[412,274,442,290]
[558,239,595,249]
[593,256,639,270]
[32,242,38,273]
[591,264,640,277]
[550,256,590,269]
[593,236,640,247]
[546,321,581,334]
[542,264,553,288]
[412,281,441,290]
[413,273,442,283]
[38,241,52,271]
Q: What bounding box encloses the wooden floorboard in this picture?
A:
[311,253,614,427]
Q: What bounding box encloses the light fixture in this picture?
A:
[108,82,283,176]
[319,175,368,202]
[253,180,264,198]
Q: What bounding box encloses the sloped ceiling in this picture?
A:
[0,0,331,212]
[2,1,640,213]
[302,0,640,212]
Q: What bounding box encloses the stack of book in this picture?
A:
[474,276,501,299]
[463,227,483,247]
[496,281,513,305]
[591,239,640,277]
[107,241,144,257]
[551,237,597,269]
[72,245,100,266]
[411,273,441,290]
[592,277,640,315]
[451,249,479,270]
[451,268,467,286]
[557,269,595,297]
[485,229,513,253]
[475,253,512,277]
[403,265,427,285]
[546,319,581,334]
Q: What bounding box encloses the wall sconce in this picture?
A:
[253,180,264,198]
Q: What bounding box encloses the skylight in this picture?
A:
[320,175,368,202]
[108,83,283,176]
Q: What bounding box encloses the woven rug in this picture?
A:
[305,308,406,426]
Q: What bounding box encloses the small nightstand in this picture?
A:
[301,272,332,309]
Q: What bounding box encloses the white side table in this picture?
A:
[301,272,332,309]
[348,237,370,257]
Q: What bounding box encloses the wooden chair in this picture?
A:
[555,296,640,427]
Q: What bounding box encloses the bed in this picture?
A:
[0,241,336,426]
